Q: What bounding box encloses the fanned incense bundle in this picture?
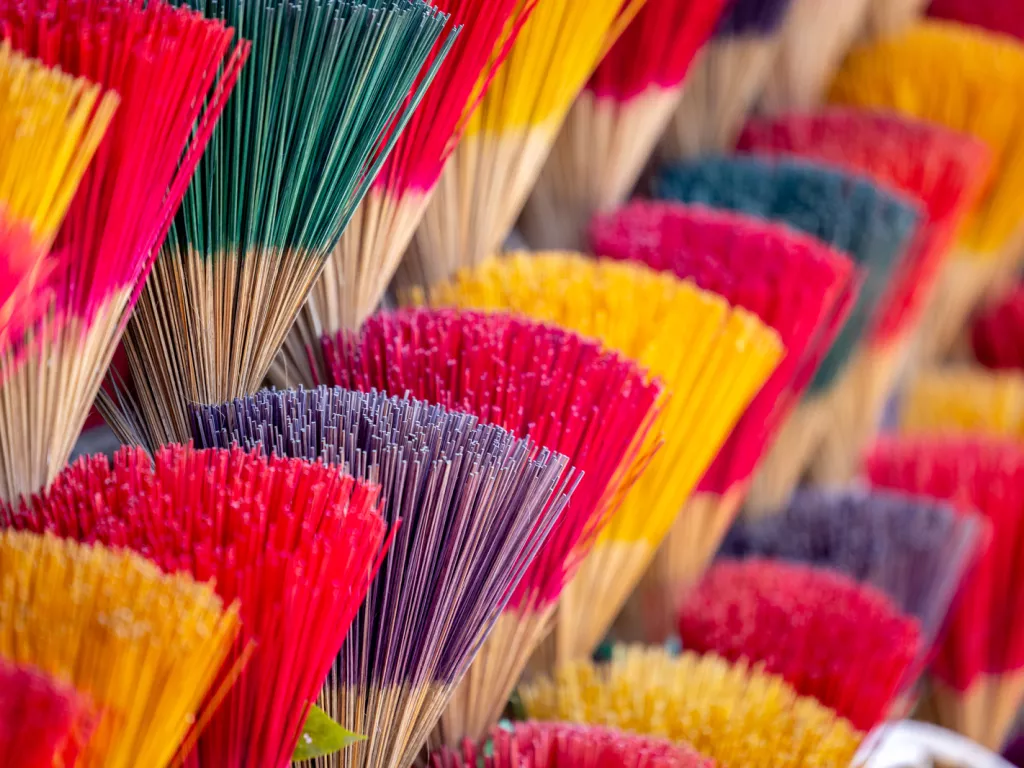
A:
[423,722,714,768]
[321,308,660,745]
[829,22,1024,362]
[103,0,454,450]
[4,445,387,768]
[900,367,1024,440]
[928,0,1024,40]
[973,284,1024,370]
[519,645,864,767]
[0,659,95,768]
[721,488,982,642]
[758,0,872,113]
[653,155,919,511]
[396,0,645,290]
[189,387,572,768]
[410,252,784,663]
[516,0,728,250]
[863,0,929,37]
[0,530,241,768]
[589,201,854,641]
[677,559,923,732]
[866,436,1024,750]
[0,44,117,355]
[275,0,536,384]
[738,110,989,483]
[659,0,795,158]
[0,0,247,502]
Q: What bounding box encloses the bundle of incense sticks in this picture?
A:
[516,0,728,250]
[738,110,989,483]
[677,559,925,732]
[758,0,872,113]
[320,308,660,745]
[899,367,1024,440]
[423,722,714,768]
[190,387,573,768]
[0,659,95,768]
[721,488,982,644]
[4,445,388,768]
[829,22,1024,363]
[273,0,536,386]
[589,201,855,641]
[659,0,796,159]
[519,646,864,767]
[863,0,929,37]
[0,43,117,357]
[973,284,1024,370]
[396,0,645,290]
[866,436,1024,751]
[928,0,1024,39]
[411,252,784,665]
[101,0,453,450]
[0,530,241,768]
[653,154,919,511]
[0,0,247,502]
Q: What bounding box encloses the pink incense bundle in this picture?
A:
[2,444,389,768]
[424,722,714,768]
[323,307,661,744]
[0,0,248,502]
[275,0,536,385]
[865,436,1024,751]
[738,109,990,482]
[517,0,728,250]
[0,659,96,768]
[590,200,855,640]
[972,283,1024,370]
[677,558,922,733]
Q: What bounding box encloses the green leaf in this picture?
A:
[292,705,365,761]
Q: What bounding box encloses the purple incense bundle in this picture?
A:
[720,488,982,640]
[191,386,573,768]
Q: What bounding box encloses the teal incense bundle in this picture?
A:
[273,0,536,387]
[653,154,920,511]
[101,0,454,449]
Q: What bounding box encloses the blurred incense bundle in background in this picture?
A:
[9,0,1024,765]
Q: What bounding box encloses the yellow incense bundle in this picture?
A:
[830,22,1024,361]
[409,252,783,665]
[0,42,117,355]
[900,367,1024,439]
[519,645,864,768]
[397,0,645,290]
[0,530,241,768]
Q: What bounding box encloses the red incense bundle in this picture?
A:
[590,201,855,640]
[677,558,922,733]
[929,0,1024,40]
[517,0,728,250]
[0,0,247,502]
[274,0,536,385]
[3,445,389,768]
[322,308,660,744]
[424,722,714,768]
[0,659,95,768]
[972,283,1024,370]
[866,436,1024,751]
[738,109,990,483]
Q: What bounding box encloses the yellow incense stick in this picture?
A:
[0,530,241,768]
